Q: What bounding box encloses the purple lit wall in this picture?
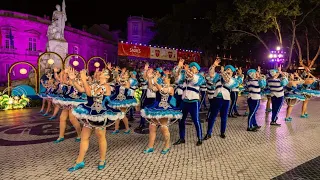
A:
[0,10,119,83]
[127,16,155,44]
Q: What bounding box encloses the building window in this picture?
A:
[28,38,37,51]
[5,30,14,49]
[132,23,138,35]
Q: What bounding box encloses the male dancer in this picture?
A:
[246,69,266,131]
[228,68,244,117]
[199,72,208,111]
[267,67,288,126]
[173,59,205,146]
[204,60,238,139]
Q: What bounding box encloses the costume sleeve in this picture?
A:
[280,77,289,87]
[190,74,205,86]
[176,70,186,85]
[225,78,238,89]
[258,79,267,88]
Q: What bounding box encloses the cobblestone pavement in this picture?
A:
[0,97,320,180]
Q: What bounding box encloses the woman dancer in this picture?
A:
[299,70,320,118]
[39,72,54,115]
[141,69,182,154]
[52,67,86,143]
[109,68,138,134]
[68,68,124,172]
[284,73,305,121]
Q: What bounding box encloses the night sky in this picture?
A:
[0,0,185,31]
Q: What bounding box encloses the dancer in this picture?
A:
[52,67,86,143]
[228,67,244,117]
[109,68,138,134]
[128,71,138,121]
[68,68,124,172]
[245,69,266,131]
[199,72,208,111]
[173,59,205,146]
[204,60,238,139]
[141,69,182,154]
[284,73,305,121]
[39,72,54,116]
[267,67,288,126]
[299,70,320,118]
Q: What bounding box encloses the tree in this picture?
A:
[151,0,218,66]
[210,0,320,69]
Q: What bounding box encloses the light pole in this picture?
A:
[268,46,286,68]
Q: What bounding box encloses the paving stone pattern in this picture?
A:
[0,97,320,180]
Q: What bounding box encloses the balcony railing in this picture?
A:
[0,47,17,54]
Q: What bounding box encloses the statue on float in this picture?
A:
[47,0,67,41]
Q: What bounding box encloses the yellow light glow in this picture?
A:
[48,59,55,65]
[73,60,79,66]
[276,46,281,51]
[268,54,273,58]
[94,62,100,67]
[19,68,27,75]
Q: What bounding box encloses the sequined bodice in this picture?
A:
[115,86,127,101]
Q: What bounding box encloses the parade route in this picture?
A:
[0,97,320,180]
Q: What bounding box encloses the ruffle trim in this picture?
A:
[300,89,320,97]
[285,94,305,101]
[72,108,124,121]
[108,99,138,108]
[52,99,87,107]
[140,109,183,120]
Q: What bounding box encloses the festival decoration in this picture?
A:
[0,93,30,110]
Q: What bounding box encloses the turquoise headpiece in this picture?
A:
[225,65,236,72]
[247,69,256,78]
[189,62,201,71]
[131,71,137,76]
[269,69,278,77]
[156,68,164,76]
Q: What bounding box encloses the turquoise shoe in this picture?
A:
[285,117,292,122]
[124,130,131,134]
[98,160,106,170]
[111,130,120,135]
[68,162,85,172]
[143,148,154,154]
[75,137,81,142]
[305,114,309,117]
[244,112,249,116]
[300,114,307,118]
[48,116,56,120]
[54,137,65,144]
[43,113,49,117]
[266,109,272,112]
[161,148,170,155]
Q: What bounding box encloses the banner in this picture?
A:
[150,47,177,61]
[118,43,150,58]
[177,51,201,63]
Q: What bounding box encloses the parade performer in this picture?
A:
[52,67,86,143]
[299,70,320,118]
[109,68,138,134]
[199,72,208,111]
[284,73,305,121]
[267,67,288,126]
[128,71,139,121]
[228,67,244,117]
[245,69,266,131]
[141,69,182,154]
[68,68,124,172]
[173,59,205,146]
[205,70,218,121]
[204,60,238,140]
[39,72,54,116]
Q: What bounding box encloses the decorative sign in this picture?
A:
[118,43,150,58]
[177,51,201,63]
[150,47,177,61]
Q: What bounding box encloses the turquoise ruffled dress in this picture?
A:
[108,85,138,109]
[140,91,182,122]
[72,91,124,128]
[52,86,87,109]
[284,86,306,101]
